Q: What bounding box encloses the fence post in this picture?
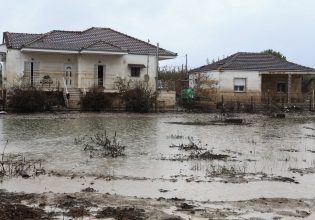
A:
[251,96,254,112]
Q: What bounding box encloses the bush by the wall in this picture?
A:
[81,87,113,111]
[124,82,155,113]
[8,88,64,113]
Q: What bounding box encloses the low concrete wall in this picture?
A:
[157,91,176,111]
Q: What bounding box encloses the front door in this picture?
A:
[64,65,73,88]
[97,65,104,87]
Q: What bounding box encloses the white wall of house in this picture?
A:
[218,70,261,93]
[0,44,6,88]
[0,44,6,53]
[78,54,157,90]
[4,49,22,86]
[3,48,158,90]
[189,70,261,93]
[4,49,78,88]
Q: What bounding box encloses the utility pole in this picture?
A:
[156,43,159,87]
[155,43,159,112]
[185,54,188,74]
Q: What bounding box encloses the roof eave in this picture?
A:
[260,70,315,75]
[21,48,79,54]
[158,55,177,60]
[80,50,128,55]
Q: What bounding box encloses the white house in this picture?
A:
[189,52,315,104]
[0,27,177,108]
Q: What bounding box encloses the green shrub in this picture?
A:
[81,87,113,111]
[8,88,64,113]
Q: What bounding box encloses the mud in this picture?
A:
[96,207,146,219]
[0,203,46,219]
[66,206,90,218]
[1,190,315,219]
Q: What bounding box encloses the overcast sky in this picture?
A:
[1,0,314,69]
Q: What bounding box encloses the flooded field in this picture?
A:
[1,113,315,219]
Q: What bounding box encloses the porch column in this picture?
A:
[77,55,82,89]
[287,73,292,104]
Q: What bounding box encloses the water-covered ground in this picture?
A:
[1,113,315,219]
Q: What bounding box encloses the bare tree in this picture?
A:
[192,72,218,97]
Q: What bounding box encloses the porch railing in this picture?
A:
[261,91,311,104]
[20,75,63,90]
[80,75,120,91]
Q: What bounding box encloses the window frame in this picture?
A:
[277,82,288,93]
[233,77,247,93]
[130,67,141,77]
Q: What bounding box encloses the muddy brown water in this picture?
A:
[0,113,315,202]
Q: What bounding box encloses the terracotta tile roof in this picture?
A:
[191,52,315,73]
[3,27,177,56]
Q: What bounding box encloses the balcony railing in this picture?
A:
[20,72,120,91]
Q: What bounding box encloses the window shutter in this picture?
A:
[234,78,246,86]
[33,62,40,71]
[103,65,106,87]
[24,61,31,75]
[33,62,40,79]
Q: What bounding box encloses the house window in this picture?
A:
[31,62,34,86]
[131,67,141,77]
[234,78,246,92]
[277,82,288,93]
[98,65,104,86]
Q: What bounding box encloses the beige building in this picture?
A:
[190,52,315,104]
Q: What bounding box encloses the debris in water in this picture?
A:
[189,151,229,160]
